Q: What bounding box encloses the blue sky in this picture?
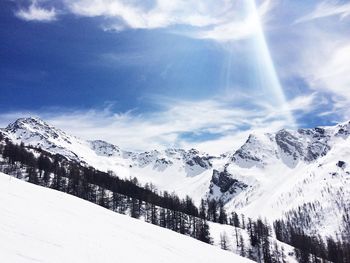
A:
[1,0,350,153]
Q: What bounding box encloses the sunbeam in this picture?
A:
[243,0,296,128]
[246,0,297,128]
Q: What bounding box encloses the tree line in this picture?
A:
[1,136,349,262]
[274,205,350,263]
[0,138,211,243]
[0,137,284,262]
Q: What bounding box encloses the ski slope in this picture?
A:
[0,172,252,263]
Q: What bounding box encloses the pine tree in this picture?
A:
[197,219,211,244]
[130,198,141,219]
[239,234,246,257]
[27,167,39,184]
[241,214,246,229]
[207,199,218,222]
[234,227,239,248]
[218,201,227,224]
[150,203,158,225]
[199,199,206,219]
[98,187,109,208]
[231,211,240,227]
[220,232,229,250]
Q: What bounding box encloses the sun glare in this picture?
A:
[244,0,296,128]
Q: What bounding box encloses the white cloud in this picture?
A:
[12,0,276,41]
[193,17,258,42]
[15,1,57,22]
[0,94,314,155]
[65,0,230,29]
[295,0,350,23]
[288,93,319,113]
[285,25,350,107]
[193,0,277,42]
[309,44,350,100]
[273,6,350,120]
[60,0,274,42]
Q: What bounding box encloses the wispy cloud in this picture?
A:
[284,27,350,119]
[15,0,57,22]
[270,1,350,122]
[7,0,350,146]
[295,0,350,23]
[0,94,316,154]
[14,0,274,42]
[68,0,276,42]
[65,0,231,29]
[192,0,277,42]
[308,43,350,100]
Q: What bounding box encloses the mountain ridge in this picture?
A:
[2,116,350,239]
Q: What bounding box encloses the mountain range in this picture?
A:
[2,117,350,239]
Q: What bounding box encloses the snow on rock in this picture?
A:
[222,125,350,238]
[3,117,84,161]
[89,140,122,157]
[2,117,350,238]
[232,134,277,168]
[207,168,248,203]
[0,118,215,203]
[0,172,253,263]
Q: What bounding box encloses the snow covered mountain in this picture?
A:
[1,117,215,200]
[0,172,252,263]
[2,117,350,238]
[217,124,350,237]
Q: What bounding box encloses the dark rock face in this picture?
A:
[305,141,330,162]
[234,148,262,162]
[155,158,173,166]
[211,169,247,194]
[275,130,303,159]
[336,122,350,137]
[276,128,331,163]
[186,155,212,169]
[314,127,325,135]
[337,161,346,169]
[304,128,331,162]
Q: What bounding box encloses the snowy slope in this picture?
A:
[2,117,350,238]
[0,172,252,263]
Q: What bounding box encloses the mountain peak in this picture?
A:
[3,117,79,156]
[6,117,51,132]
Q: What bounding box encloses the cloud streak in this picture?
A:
[14,0,275,42]
[295,0,350,23]
[66,0,277,42]
[0,94,317,155]
[65,0,231,29]
[271,2,350,123]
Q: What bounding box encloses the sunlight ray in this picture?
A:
[244,0,296,128]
